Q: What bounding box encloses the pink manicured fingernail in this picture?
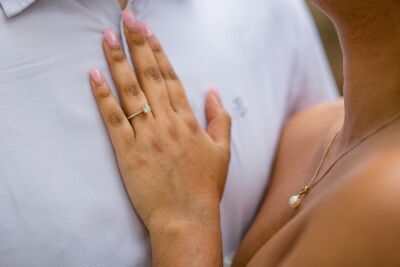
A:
[209,87,222,104]
[140,23,153,37]
[89,68,104,85]
[104,28,120,49]
[122,9,138,29]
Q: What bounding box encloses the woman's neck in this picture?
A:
[337,8,400,145]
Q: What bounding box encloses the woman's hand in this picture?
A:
[89,9,231,266]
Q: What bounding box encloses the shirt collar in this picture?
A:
[0,0,182,18]
[0,0,36,17]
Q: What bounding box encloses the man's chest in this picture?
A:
[130,0,295,174]
[0,0,298,265]
[129,2,298,254]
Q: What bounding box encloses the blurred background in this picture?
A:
[306,0,343,92]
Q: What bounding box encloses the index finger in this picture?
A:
[89,68,135,151]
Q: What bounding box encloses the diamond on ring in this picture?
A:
[127,104,152,121]
[143,104,151,113]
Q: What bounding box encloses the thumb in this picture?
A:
[205,89,231,151]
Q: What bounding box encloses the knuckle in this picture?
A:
[132,153,148,168]
[143,66,163,83]
[123,83,140,97]
[128,27,146,46]
[216,143,231,161]
[148,36,162,52]
[97,88,112,99]
[120,151,148,173]
[165,120,179,140]
[183,113,199,134]
[160,67,178,81]
[143,122,165,152]
[176,90,186,99]
[174,90,190,109]
[167,126,178,140]
[111,50,125,63]
[149,131,164,152]
[108,111,125,127]
[118,135,135,153]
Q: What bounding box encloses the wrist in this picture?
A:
[147,201,221,237]
[148,205,223,267]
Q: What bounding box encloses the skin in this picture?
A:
[90,12,231,266]
[91,0,400,266]
[234,0,400,266]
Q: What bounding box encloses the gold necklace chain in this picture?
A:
[289,112,400,209]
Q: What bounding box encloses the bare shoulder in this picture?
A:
[284,99,344,135]
[279,149,400,267]
[279,99,344,153]
[335,148,400,216]
[326,147,400,220]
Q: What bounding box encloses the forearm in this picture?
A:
[148,207,223,267]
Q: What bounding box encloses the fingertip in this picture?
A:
[205,90,220,123]
[122,9,137,30]
[206,90,218,108]
[139,22,153,38]
[206,92,221,113]
[208,85,222,105]
[103,28,121,49]
[89,68,105,86]
[148,35,161,51]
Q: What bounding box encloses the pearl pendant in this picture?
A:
[289,195,302,209]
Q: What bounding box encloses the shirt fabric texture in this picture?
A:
[0,0,338,266]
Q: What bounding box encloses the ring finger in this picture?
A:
[121,9,173,118]
[103,28,153,132]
